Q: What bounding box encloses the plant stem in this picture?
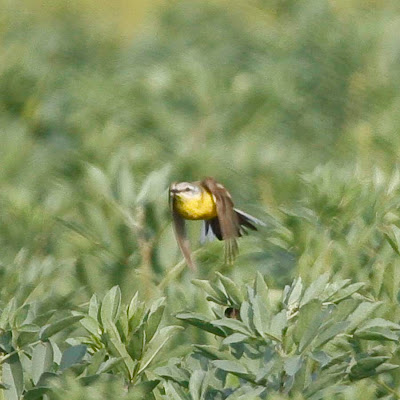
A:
[377,379,400,399]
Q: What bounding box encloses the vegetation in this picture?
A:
[1,0,400,398]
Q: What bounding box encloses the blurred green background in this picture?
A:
[2,0,400,309]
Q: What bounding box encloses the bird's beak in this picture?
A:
[169,182,179,195]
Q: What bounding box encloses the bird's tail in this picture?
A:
[201,208,265,242]
[234,208,266,233]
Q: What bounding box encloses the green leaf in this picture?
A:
[0,298,16,330]
[284,355,302,376]
[155,363,191,386]
[60,345,87,371]
[36,372,58,387]
[249,294,270,338]
[0,331,12,353]
[313,321,350,348]
[354,327,398,341]
[86,164,112,199]
[255,361,275,384]
[375,363,399,374]
[18,324,39,333]
[194,345,233,361]
[78,375,101,386]
[300,274,329,306]
[145,297,166,342]
[192,279,227,304]
[239,301,254,332]
[350,356,390,380]
[136,165,170,205]
[86,349,106,376]
[328,283,365,303]
[14,304,30,328]
[308,384,349,400]
[225,387,265,400]
[39,315,83,340]
[322,353,351,370]
[100,286,121,328]
[3,354,24,400]
[138,326,182,375]
[306,372,347,398]
[88,294,99,320]
[359,318,400,331]
[117,311,129,342]
[212,319,251,336]
[293,300,322,351]
[97,357,123,374]
[116,159,136,207]
[126,325,145,361]
[298,306,329,352]
[109,338,136,378]
[346,302,382,332]
[267,310,287,341]
[128,295,145,334]
[164,381,191,400]
[189,370,207,400]
[383,262,400,302]
[213,360,248,375]
[383,224,400,255]
[223,333,248,345]
[23,387,51,400]
[213,360,255,381]
[80,316,100,336]
[330,299,359,323]
[31,341,54,385]
[324,279,352,300]
[216,273,244,306]
[130,380,160,400]
[388,168,400,194]
[176,313,225,336]
[287,278,303,306]
[49,339,62,365]
[127,292,140,320]
[254,272,270,308]
[310,351,331,367]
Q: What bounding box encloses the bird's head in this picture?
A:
[169,182,202,200]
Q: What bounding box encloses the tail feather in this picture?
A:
[201,209,265,243]
[234,208,266,230]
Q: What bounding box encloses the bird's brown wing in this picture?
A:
[169,188,196,270]
[201,177,240,264]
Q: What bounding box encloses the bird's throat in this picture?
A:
[174,191,217,220]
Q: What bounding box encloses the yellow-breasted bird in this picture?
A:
[169,177,265,269]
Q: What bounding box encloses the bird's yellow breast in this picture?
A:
[174,190,217,220]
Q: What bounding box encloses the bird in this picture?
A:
[169,177,265,269]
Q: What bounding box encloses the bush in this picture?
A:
[2,0,400,398]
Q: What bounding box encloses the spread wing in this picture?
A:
[169,188,196,270]
[201,177,240,264]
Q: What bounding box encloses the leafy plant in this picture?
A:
[170,273,400,399]
[0,296,84,399]
[71,286,182,390]
[2,0,400,398]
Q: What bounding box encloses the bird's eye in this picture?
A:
[184,187,191,192]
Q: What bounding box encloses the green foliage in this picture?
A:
[71,286,182,384]
[0,287,180,399]
[172,274,400,399]
[0,294,85,399]
[2,0,400,398]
